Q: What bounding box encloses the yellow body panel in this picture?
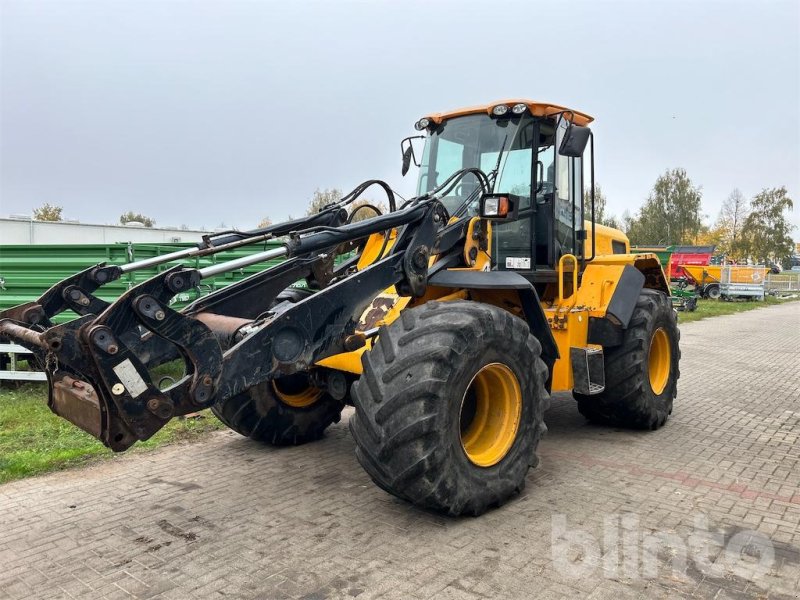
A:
[546,309,590,391]
[356,229,397,270]
[315,343,371,374]
[315,217,669,395]
[585,221,630,256]
[544,256,657,392]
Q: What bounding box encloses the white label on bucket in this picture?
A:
[505,257,531,269]
[113,358,148,398]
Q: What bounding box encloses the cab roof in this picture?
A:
[424,99,593,127]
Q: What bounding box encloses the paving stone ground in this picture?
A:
[1,301,799,599]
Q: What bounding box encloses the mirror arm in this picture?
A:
[400,135,426,176]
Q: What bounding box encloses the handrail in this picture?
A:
[558,253,578,310]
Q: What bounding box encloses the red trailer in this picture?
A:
[668,246,715,280]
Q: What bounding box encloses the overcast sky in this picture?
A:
[1,0,798,236]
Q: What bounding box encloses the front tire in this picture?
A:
[212,374,345,445]
[575,289,680,429]
[211,286,345,445]
[350,301,550,516]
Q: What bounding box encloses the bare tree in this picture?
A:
[714,189,750,258]
[307,188,386,223]
[347,199,388,223]
[306,188,343,215]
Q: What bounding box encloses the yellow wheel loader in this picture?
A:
[0,100,679,516]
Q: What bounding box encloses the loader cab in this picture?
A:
[414,101,592,283]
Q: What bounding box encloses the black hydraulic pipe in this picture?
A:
[286,202,429,257]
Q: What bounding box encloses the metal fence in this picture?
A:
[765,272,800,295]
[0,343,46,382]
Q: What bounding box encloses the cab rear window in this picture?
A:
[612,240,627,254]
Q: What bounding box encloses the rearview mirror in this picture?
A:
[400,136,425,176]
[558,124,592,157]
[402,145,413,176]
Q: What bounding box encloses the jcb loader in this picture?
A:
[0,100,679,515]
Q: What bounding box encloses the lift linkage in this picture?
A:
[0,175,484,451]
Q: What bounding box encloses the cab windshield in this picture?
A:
[417,114,535,215]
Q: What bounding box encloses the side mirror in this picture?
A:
[402,145,413,176]
[479,193,520,221]
[400,135,425,176]
[558,124,592,157]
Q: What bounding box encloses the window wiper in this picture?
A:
[489,134,509,193]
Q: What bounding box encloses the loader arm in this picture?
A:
[0,173,483,451]
[0,207,352,327]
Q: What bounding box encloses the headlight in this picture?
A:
[491,104,509,116]
[484,196,501,215]
[511,103,528,114]
[480,194,519,220]
[414,117,431,131]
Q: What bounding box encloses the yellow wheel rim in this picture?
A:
[271,378,323,408]
[648,328,671,395]
[459,363,522,468]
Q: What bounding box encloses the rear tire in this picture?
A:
[704,284,721,300]
[574,289,679,430]
[350,301,550,516]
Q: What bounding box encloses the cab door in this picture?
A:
[553,117,584,263]
[494,117,583,280]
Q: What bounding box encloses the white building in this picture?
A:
[0,217,213,245]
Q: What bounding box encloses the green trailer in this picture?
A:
[630,245,674,273]
[630,245,696,311]
[0,241,288,324]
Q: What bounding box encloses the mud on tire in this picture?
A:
[349,300,550,516]
[575,289,680,429]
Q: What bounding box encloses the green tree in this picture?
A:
[583,184,607,224]
[32,203,63,221]
[740,187,794,264]
[119,211,155,227]
[583,184,622,229]
[627,168,703,245]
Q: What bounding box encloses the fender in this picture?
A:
[428,269,559,367]
[587,264,644,346]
